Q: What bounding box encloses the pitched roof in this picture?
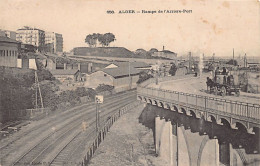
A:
[102,66,140,78]
[112,61,150,68]
[50,69,79,75]
[0,36,20,44]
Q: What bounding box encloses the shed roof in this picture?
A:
[0,36,20,44]
[50,69,79,75]
[111,61,150,68]
[102,66,140,78]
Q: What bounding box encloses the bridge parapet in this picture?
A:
[137,86,260,134]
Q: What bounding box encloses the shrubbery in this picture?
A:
[137,71,153,84]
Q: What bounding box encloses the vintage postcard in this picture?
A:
[0,0,259,165]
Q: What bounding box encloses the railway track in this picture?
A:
[7,92,136,165]
[0,90,136,161]
[48,99,135,165]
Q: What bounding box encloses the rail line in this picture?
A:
[10,94,136,165]
[48,98,134,165]
[0,90,136,161]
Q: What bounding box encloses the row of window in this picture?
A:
[0,50,18,57]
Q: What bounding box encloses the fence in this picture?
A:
[140,74,193,87]
[80,101,141,165]
[137,86,260,121]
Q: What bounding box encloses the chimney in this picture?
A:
[64,63,67,70]
[163,46,165,51]
[78,63,81,71]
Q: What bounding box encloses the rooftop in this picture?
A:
[50,69,79,75]
[102,66,140,78]
[0,36,20,44]
[111,61,150,68]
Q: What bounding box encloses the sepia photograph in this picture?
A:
[0,0,259,165]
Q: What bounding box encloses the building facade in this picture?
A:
[152,50,177,59]
[45,32,63,53]
[0,36,20,67]
[0,30,16,40]
[88,66,140,92]
[16,26,45,51]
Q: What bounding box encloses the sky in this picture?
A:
[0,0,259,57]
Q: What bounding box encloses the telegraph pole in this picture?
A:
[233,48,235,66]
[129,61,132,89]
[96,102,99,133]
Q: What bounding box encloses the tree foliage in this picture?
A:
[226,59,238,66]
[137,71,153,84]
[85,33,116,47]
[169,63,178,76]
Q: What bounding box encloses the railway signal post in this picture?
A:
[95,95,103,133]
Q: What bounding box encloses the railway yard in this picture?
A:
[0,90,137,165]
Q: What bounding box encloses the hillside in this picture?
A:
[73,47,134,57]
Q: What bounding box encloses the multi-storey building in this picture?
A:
[16,26,45,51]
[45,32,63,53]
[0,30,16,40]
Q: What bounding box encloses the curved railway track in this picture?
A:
[48,99,133,165]
[8,92,136,166]
[0,90,136,161]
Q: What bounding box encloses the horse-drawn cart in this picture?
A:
[206,72,240,96]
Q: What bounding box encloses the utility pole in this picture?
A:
[96,102,99,133]
[233,48,235,66]
[35,71,38,112]
[95,95,103,134]
[129,61,132,90]
[245,53,248,93]
[189,52,191,73]
[35,71,44,112]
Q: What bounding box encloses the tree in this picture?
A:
[98,33,116,47]
[226,59,238,66]
[85,34,97,47]
[169,63,178,76]
[137,71,153,84]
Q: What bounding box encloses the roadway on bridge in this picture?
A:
[0,90,136,166]
[148,74,260,105]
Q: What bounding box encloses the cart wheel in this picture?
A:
[236,91,240,97]
[213,87,218,95]
[221,86,226,96]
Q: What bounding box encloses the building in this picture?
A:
[105,61,151,70]
[88,66,140,92]
[16,26,45,51]
[0,36,20,67]
[49,69,82,82]
[45,32,63,53]
[152,50,177,60]
[0,30,16,40]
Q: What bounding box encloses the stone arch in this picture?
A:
[179,127,192,166]
[236,122,247,133]
[199,138,219,166]
[207,114,217,123]
[148,99,153,104]
[172,105,178,112]
[163,103,170,110]
[197,136,210,166]
[220,118,231,129]
[152,100,158,106]
[143,97,147,102]
[188,110,196,118]
[158,101,164,108]
[178,107,186,114]
[137,96,142,101]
